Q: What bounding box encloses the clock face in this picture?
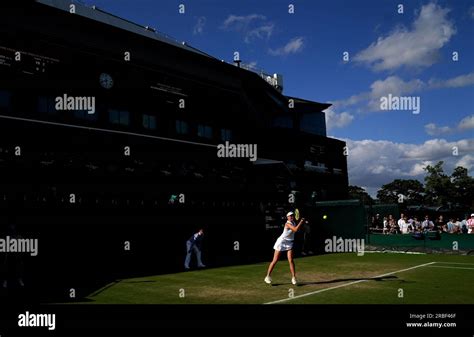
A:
[99,73,114,89]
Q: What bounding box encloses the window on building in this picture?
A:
[301,113,326,137]
[143,114,157,130]
[74,109,98,121]
[220,128,232,142]
[0,90,12,109]
[272,115,293,128]
[176,120,188,134]
[266,90,286,108]
[198,124,213,139]
[37,96,56,114]
[310,145,326,155]
[109,109,130,125]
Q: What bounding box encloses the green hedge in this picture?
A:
[311,200,366,239]
[368,233,474,250]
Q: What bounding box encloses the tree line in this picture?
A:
[348,161,474,209]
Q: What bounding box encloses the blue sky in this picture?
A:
[81,0,473,195]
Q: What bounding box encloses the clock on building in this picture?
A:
[99,72,114,89]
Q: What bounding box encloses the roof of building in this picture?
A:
[286,96,332,112]
[35,0,330,111]
[36,0,215,59]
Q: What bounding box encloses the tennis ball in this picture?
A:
[323,215,328,220]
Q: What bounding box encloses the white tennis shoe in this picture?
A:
[291,277,298,285]
[264,276,272,284]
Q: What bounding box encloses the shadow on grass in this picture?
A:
[272,275,398,287]
[87,279,157,298]
[88,280,123,297]
[63,297,96,303]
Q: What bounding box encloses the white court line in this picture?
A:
[427,265,474,270]
[363,250,426,255]
[264,262,436,305]
[433,262,474,266]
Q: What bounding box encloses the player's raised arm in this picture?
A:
[286,218,306,232]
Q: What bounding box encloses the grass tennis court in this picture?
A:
[80,253,474,304]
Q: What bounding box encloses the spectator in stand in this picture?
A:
[453,218,462,234]
[461,215,468,233]
[412,217,422,232]
[399,215,410,234]
[468,214,474,234]
[422,215,434,231]
[406,215,415,233]
[369,214,383,233]
[461,218,469,234]
[434,215,445,233]
[397,213,404,228]
[374,214,382,231]
[446,218,455,233]
[390,218,400,234]
[383,216,390,234]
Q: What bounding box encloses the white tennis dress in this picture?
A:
[273,221,295,251]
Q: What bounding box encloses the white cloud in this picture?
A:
[424,114,474,136]
[247,61,258,69]
[325,107,354,130]
[367,76,425,111]
[429,72,474,88]
[343,138,474,195]
[268,37,304,56]
[456,154,474,171]
[333,72,474,113]
[409,161,434,176]
[222,14,266,29]
[370,76,425,97]
[458,115,474,131]
[193,16,206,35]
[221,14,273,43]
[424,123,452,136]
[245,23,274,43]
[354,3,456,71]
[401,139,473,160]
[332,75,425,112]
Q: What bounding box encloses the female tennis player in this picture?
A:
[264,211,306,285]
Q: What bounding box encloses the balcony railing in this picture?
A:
[240,62,283,92]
